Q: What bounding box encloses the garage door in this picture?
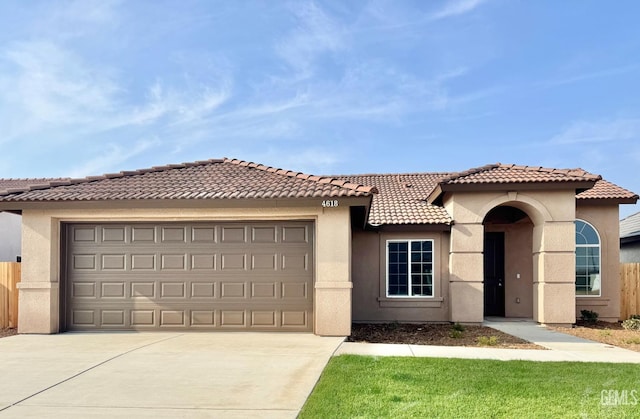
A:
[64,222,314,331]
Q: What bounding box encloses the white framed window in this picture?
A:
[575,220,601,297]
[386,239,434,297]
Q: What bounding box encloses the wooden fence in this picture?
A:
[621,263,640,320]
[0,262,20,328]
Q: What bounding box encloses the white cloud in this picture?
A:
[1,41,119,126]
[31,0,122,41]
[276,1,347,78]
[549,118,640,145]
[429,0,487,20]
[538,64,640,88]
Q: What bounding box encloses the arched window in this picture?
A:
[575,220,601,296]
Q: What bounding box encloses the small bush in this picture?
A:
[450,329,464,339]
[622,318,640,331]
[477,336,499,346]
[580,310,599,323]
[452,322,466,332]
[630,314,640,320]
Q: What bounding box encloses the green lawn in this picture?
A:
[300,355,640,418]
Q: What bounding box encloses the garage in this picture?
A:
[63,221,314,331]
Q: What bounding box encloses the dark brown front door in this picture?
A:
[484,232,505,317]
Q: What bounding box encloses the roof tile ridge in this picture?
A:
[569,167,602,180]
[0,177,71,182]
[0,159,226,197]
[496,164,603,181]
[440,163,501,183]
[223,157,379,194]
[329,171,456,177]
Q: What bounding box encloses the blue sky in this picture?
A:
[1,0,639,217]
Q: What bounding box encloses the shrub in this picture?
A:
[630,314,640,320]
[452,322,466,332]
[477,336,499,346]
[622,318,640,331]
[450,329,464,339]
[580,310,599,324]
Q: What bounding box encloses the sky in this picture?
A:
[1,0,639,218]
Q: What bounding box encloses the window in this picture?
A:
[575,220,601,296]
[387,240,434,297]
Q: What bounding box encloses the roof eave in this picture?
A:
[366,222,452,232]
[576,197,639,205]
[439,180,598,193]
[0,195,374,211]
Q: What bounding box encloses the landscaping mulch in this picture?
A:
[550,320,640,352]
[0,328,17,339]
[348,323,544,349]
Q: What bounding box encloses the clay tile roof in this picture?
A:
[0,178,71,195]
[0,158,377,202]
[335,173,453,225]
[439,163,602,185]
[339,164,637,226]
[576,179,638,202]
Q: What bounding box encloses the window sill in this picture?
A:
[377,297,444,308]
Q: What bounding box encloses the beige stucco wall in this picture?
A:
[444,190,577,325]
[351,230,450,323]
[17,205,353,336]
[575,204,620,322]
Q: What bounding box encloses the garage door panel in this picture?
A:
[221,226,246,243]
[72,226,98,243]
[101,282,125,298]
[160,254,187,270]
[65,222,313,331]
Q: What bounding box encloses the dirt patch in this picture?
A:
[550,321,640,352]
[0,328,17,339]
[348,323,544,349]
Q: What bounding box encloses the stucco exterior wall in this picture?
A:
[575,204,620,322]
[351,229,450,323]
[444,190,577,325]
[0,212,21,262]
[17,205,353,336]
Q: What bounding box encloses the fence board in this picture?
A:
[0,262,20,328]
[621,263,640,320]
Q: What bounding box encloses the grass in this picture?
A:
[300,355,640,418]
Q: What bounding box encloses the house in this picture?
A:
[620,211,640,263]
[0,179,69,262]
[0,158,636,335]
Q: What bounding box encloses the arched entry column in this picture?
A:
[446,190,576,325]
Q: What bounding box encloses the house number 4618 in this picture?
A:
[321,200,339,208]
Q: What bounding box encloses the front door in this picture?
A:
[484,232,505,316]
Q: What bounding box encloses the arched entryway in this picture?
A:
[482,205,534,319]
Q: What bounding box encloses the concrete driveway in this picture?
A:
[0,332,343,418]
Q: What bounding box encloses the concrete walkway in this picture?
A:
[0,332,343,418]
[336,319,640,363]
